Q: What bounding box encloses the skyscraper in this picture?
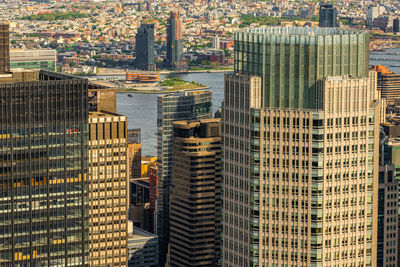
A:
[157,90,213,265]
[135,23,155,71]
[0,69,89,265]
[166,11,183,69]
[88,111,128,266]
[0,23,10,73]
[319,4,338,27]
[223,27,380,266]
[168,119,222,266]
[377,125,399,267]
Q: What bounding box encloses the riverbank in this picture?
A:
[116,85,210,94]
[95,67,233,76]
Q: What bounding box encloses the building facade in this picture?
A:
[319,4,338,27]
[157,90,213,265]
[128,222,158,267]
[166,11,183,69]
[0,23,9,74]
[223,27,379,267]
[10,49,57,71]
[377,125,399,267]
[168,119,222,266]
[135,23,155,71]
[88,111,128,266]
[0,69,90,266]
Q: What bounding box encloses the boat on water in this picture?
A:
[127,94,133,97]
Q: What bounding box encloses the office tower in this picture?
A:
[168,119,222,266]
[88,86,116,113]
[135,24,156,71]
[88,111,128,266]
[367,6,379,26]
[319,4,337,27]
[394,18,400,33]
[0,23,9,73]
[223,27,379,267]
[10,49,57,71]
[157,90,213,266]
[0,69,89,265]
[128,221,158,267]
[377,125,399,267]
[371,65,400,104]
[166,11,183,69]
[128,128,141,144]
[128,143,141,180]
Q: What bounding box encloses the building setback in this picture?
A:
[223,26,380,267]
[88,111,128,266]
[168,119,222,266]
[135,23,155,71]
[156,90,213,266]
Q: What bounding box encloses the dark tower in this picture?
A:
[0,23,10,73]
[393,18,399,33]
[319,4,338,27]
[135,23,155,70]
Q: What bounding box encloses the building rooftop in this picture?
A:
[128,221,157,240]
[238,26,366,37]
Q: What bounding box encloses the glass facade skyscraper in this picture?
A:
[0,70,89,266]
[223,27,380,267]
[135,24,155,71]
[156,90,212,266]
[319,4,338,28]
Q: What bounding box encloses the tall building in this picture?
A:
[367,6,379,26]
[371,65,400,104]
[319,4,338,27]
[393,18,400,33]
[0,67,89,265]
[10,49,57,71]
[135,24,155,71]
[166,11,183,69]
[157,90,213,265]
[88,111,128,266]
[223,27,380,267]
[148,166,158,233]
[168,119,222,266]
[377,125,399,267]
[0,23,10,73]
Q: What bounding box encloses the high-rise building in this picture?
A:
[223,27,380,267]
[371,65,400,104]
[377,124,399,267]
[393,18,400,33]
[135,24,156,71]
[10,49,57,71]
[88,111,128,266]
[0,23,10,73]
[0,68,90,265]
[166,11,183,69]
[157,90,213,265]
[367,6,379,26]
[128,221,158,267]
[168,119,222,266]
[148,166,158,233]
[319,4,338,27]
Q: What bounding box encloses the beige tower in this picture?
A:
[223,71,380,266]
[88,111,129,266]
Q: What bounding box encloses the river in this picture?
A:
[116,73,225,156]
[116,50,399,156]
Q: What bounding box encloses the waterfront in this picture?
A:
[117,72,225,156]
[116,49,400,156]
